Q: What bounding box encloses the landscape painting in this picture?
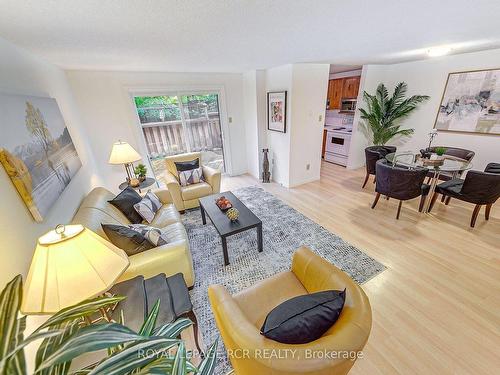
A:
[435,69,500,135]
[0,94,82,222]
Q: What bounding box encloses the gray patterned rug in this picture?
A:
[184,185,385,374]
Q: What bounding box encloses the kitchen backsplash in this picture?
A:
[325,110,354,127]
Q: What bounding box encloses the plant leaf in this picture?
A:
[172,342,186,375]
[36,323,144,372]
[153,318,193,339]
[35,296,125,333]
[197,339,218,375]
[88,337,180,375]
[35,319,80,375]
[0,331,62,371]
[139,300,160,337]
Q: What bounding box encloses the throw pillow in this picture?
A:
[260,289,346,344]
[108,186,143,224]
[178,167,205,187]
[102,224,154,256]
[129,224,168,247]
[174,158,199,172]
[134,191,163,223]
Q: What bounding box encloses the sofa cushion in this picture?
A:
[157,222,188,243]
[260,289,346,344]
[129,224,169,247]
[108,186,143,224]
[150,204,181,228]
[134,191,162,223]
[102,224,154,256]
[181,182,212,201]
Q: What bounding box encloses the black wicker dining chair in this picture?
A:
[371,159,430,219]
[362,145,397,188]
[428,163,500,227]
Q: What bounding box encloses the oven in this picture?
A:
[325,129,351,166]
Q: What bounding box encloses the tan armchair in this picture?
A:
[163,152,221,212]
[208,247,372,375]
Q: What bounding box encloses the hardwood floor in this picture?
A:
[219,161,500,375]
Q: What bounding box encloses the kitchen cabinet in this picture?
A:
[327,78,343,110]
[326,76,361,109]
[342,76,360,98]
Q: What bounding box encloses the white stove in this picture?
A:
[324,126,352,166]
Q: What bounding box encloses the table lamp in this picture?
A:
[108,140,142,185]
[21,224,130,315]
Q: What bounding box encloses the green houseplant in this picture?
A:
[134,164,148,182]
[0,275,217,375]
[434,147,447,156]
[359,82,430,145]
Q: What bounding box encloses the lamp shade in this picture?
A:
[108,141,142,165]
[21,225,130,315]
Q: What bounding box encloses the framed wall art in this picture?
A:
[434,68,500,135]
[267,91,287,133]
[0,93,82,222]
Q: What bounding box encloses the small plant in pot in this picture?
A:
[134,163,147,182]
[432,147,447,160]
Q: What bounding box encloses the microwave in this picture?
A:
[340,99,357,113]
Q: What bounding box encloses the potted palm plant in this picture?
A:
[359,82,430,145]
[0,275,218,375]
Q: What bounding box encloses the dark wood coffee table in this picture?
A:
[199,191,263,266]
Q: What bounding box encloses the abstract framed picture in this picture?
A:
[0,93,82,222]
[434,68,500,135]
[267,91,287,133]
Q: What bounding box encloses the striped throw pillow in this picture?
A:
[133,191,162,223]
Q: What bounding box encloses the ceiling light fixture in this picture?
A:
[427,46,452,57]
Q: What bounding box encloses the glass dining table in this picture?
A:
[385,152,473,213]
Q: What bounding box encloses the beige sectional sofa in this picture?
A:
[71,187,195,287]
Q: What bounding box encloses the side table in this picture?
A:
[118,177,158,194]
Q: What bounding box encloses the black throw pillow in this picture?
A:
[102,224,153,256]
[174,159,199,172]
[260,289,346,344]
[108,186,143,224]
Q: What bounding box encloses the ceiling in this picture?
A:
[1,0,499,73]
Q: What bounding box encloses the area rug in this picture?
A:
[184,185,385,374]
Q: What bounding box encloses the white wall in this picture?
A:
[265,65,293,186]
[289,64,330,187]
[353,49,500,171]
[0,37,99,287]
[242,70,260,179]
[65,70,248,191]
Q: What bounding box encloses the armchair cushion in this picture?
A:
[174,158,200,173]
[178,167,205,186]
[261,289,346,344]
[181,182,212,201]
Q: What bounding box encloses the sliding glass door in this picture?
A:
[133,92,225,184]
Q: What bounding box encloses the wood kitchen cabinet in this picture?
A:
[342,76,360,98]
[326,76,361,109]
[327,78,343,110]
